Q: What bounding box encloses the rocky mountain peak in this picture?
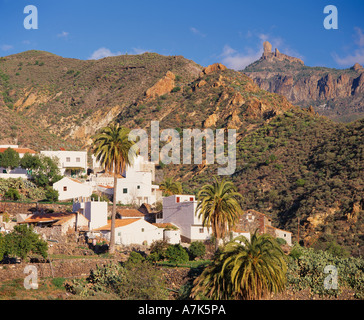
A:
[352,63,364,72]
[261,41,304,65]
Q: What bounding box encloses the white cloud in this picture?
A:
[219,44,262,70]
[190,27,206,37]
[218,32,303,70]
[88,47,122,60]
[332,49,364,66]
[57,31,69,38]
[354,27,364,47]
[1,44,13,51]
[333,27,364,66]
[130,47,150,55]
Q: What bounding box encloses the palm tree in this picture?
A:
[196,177,243,250]
[192,231,287,300]
[92,123,137,253]
[221,231,287,299]
[159,177,182,196]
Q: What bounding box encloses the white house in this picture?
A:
[53,177,92,201]
[40,149,88,176]
[115,156,161,206]
[157,195,212,242]
[0,145,36,179]
[90,156,161,206]
[94,218,164,246]
[72,200,108,231]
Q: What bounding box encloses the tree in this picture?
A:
[19,152,41,172]
[92,123,137,254]
[0,148,20,170]
[159,177,182,196]
[192,231,287,300]
[196,177,243,250]
[3,224,48,261]
[20,154,61,187]
[44,186,59,202]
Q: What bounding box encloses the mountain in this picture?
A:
[243,41,364,123]
[0,50,201,150]
[0,50,363,255]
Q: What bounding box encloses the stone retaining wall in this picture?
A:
[0,258,115,282]
[0,202,72,217]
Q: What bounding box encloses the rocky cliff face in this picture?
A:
[243,41,364,122]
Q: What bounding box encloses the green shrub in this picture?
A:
[51,277,66,289]
[287,246,364,298]
[275,237,287,246]
[67,262,168,299]
[146,252,160,263]
[4,188,20,201]
[44,187,59,202]
[127,251,145,264]
[188,241,206,260]
[165,244,189,264]
[171,86,181,93]
[150,239,169,260]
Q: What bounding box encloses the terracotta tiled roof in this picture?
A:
[153,223,178,229]
[0,147,36,154]
[20,212,76,225]
[93,218,140,231]
[68,177,83,184]
[98,185,113,189]
[117,208,144,217]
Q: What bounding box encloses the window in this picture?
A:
[63,186,67,191]
[76,157,80,162]
[141,228,144,232]
[123,188,127,194]
[199,228,204,233]
[118,232,121,236]
[66,157,70,162]
[137,185,140,189]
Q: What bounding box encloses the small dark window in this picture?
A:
[63,186,67,191]
[123,188,128,194]
[76,157,80,162]
[66,157,70,162]
[141,228,144,232]
[199,228,204,233]
[137,185,140,189]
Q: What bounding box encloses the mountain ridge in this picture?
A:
[243,41,364,122]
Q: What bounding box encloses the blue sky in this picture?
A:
[1,0,364,69]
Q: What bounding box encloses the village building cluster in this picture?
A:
[0,145,292,247]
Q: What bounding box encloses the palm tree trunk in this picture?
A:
[109,172,118,254]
